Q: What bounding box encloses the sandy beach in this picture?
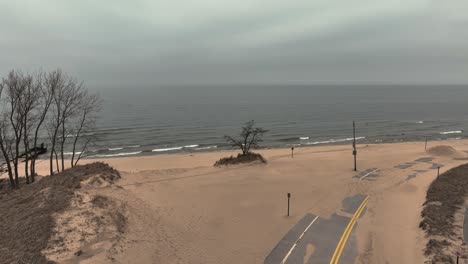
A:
[0,138,461,263]
[22,139,467,263]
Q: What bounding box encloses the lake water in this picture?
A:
[86,85,468,157]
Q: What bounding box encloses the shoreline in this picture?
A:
[76,136,467,161]
[69,138,468,174]
[8,137,467,177]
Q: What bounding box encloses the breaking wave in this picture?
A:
[108,147,123,151]
[63,152,82,155]
[440,131,463,135]
[152,147,183,152]
[195,145,217,150]
[305,137,365,145]
[184,144,199,148]
[92,151,142,157]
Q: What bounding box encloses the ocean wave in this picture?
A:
[299,137,309,140]
[128,145,140,148]
[92,151,142,157]
[306,137,365,145]
[195,146,218,150]
[152,147,183,152]
[440,130,463,135]
[184,144,199,148]
[415,121,424,124]
[64,152,82,155]
[108,147,123,151]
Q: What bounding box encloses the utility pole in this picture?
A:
[353,121,357,171]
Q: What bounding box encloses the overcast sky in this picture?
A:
[1,0,467,86]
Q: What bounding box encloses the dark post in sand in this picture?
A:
[291,147,294,158]
[437,166,440,178]
[353,121,357,171]
[287,193,291,216]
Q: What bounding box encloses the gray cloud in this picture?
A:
[1,0,467,86]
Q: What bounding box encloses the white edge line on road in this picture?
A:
[359,169,380,180]
[280,215,319,264]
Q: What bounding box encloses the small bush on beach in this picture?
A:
[214,152,266,167]
[216,120,268,166]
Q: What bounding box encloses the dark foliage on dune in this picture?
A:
[214,153,267,167]
[420,163,468,263]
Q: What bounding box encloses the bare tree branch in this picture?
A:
[224,120,268,155]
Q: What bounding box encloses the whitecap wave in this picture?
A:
[152,147,183,152]
[195,146,217,150]
[415,121,423,124]
[184,144,199,148]
[440,130,463,135]
[299,137,309,140]
[64,152,82,155]
[92,151,142,157]
[306,137,365,145]
[108,147,123,151]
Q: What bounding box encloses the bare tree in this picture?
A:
[0,84,15,188]
[0,68,101,184]
[29,72,54,182]
[20,72,43,183]
[224,120,268,155]
[1,71,31,186]
[70,92,101,167]
[47,70,88,174]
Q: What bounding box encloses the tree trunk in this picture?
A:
[55,149,59,173]
[24,156,29,183]
[49,127,59,175]
[60,122,65,171]
[0,140,15,188]
[30,159,36,182]
[13,139,20,186]
[23,130,30,184]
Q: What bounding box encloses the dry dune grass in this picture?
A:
[420,163,468,263]
[0,162,122,264]
[214,152,267,166]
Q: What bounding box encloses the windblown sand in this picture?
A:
[9,139,468,263]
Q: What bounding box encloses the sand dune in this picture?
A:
[427,145,466,158]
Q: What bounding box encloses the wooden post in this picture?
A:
[291,147,294,158]
[287,193,291,216]
[353,121,357,171]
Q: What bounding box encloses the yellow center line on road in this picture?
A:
[329,196,369,264]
